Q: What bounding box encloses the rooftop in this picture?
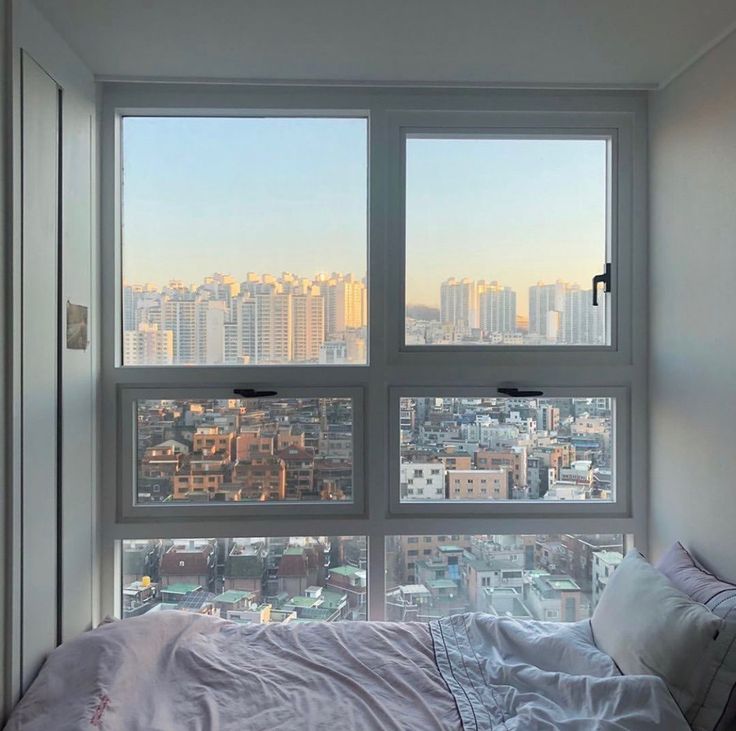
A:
[595,551,624,564]
[329,565,363,577]
[213,590,254,604]
[427,579,458,590]
[161,583,201,595]
[285,596,320,608]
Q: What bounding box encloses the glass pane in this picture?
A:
[385,533,623,621]
[405,136,609,347]
[136,397,354,505]
[122,536,367,621]
[122,117,368,365]
[399,396,614,502]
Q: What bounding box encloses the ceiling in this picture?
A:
[31,0,736,88]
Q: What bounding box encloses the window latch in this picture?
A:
[233,388,278,398]
[497,387,544,398]
[592,263,611,307]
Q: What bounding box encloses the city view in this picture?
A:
[120,121,620,626]
[122,269,606,366]
[135,395,612,506]
[123,272,367,365]
[136,398,353,504]
[121,533,624,624]
[400,397,614,502]
[122,120,609,364]
[406,276,607,347]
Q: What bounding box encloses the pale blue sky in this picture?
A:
[406,137,607,313]
[122,116,368,285]
[123,118,606,315]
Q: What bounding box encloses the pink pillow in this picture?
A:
[656,542,735,604]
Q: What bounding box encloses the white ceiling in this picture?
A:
[31,0,736,87]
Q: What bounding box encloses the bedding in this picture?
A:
[591,549,722,718]
[656,542,736,731]
[4,610,689,731]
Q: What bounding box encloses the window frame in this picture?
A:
[389,386,628,517]
[387,109,635,366]
[118,385,365,520]
[100,83,648,622]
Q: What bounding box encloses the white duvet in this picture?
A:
[431,613,690,730]
[4,611,689,730]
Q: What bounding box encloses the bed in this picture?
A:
[5,545,734,730]
[5,610,687,730]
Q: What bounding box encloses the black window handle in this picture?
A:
[497,387,544,398]
[592,263,611,307]
[233,388,278,398]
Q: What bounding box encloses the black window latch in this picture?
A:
[233,388,278,398]
[497,387,544,398]
[592,263,611,307]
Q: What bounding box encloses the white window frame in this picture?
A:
[390,115,628,365]
[389,386,629,517]
[99,83,648,622]
[118,386,365,520]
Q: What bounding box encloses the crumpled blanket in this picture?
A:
[430,613,690,730]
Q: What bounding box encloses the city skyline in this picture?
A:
[122,119,607,319]
[122,267,605,366]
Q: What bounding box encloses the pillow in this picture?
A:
[656,542,736,731]
[657,541,735,605]
[591,549,722,719]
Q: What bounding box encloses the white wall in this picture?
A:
[5,0,98,708]
[0,0,9,720]
[649,31,736,581]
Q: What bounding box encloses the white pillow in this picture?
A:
[591,549,722,717]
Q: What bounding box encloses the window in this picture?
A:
[385,534,624,622]
[404,136,609,348]
[122,536,367,621]
[398,396,616,504]
[134,396,355,506]
[121,116,368,366]
[102,86,645,623]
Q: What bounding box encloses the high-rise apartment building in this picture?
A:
[528,281,566,338]
[255,291,292,364]
[324,274,366,336]
[292,287,325,363]
[562,285,606,345]
[123,323,174,365]
[478,281,516,333]
[440,277,477,329]
[224,297,256,365]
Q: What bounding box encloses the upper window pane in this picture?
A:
[121,117,368,365]
[404,136,609,347]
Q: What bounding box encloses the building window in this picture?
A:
[102,86,644,622]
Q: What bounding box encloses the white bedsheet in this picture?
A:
[430,613,691,730]
[4,611,690,730]
[5,612,459,731]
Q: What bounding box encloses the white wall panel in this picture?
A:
[20,50,59,689]
[649,31,736,581]
[7,0,98,702]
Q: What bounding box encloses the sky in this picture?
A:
[122,116,368,284]
[123,118,607,317]
[405,136,607,314]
